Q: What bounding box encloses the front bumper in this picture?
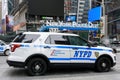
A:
[112,62,116,67]
[7,60,25,68]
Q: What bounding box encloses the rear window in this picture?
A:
[13,34,40,43]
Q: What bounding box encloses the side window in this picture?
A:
[45,35,70,45]
[22,34,40,43]
[68,36,87,46]
[45,36,51,44]
[13,34,40,43]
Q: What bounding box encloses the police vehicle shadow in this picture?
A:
[47,66,94,75]
[7,68,28,77]
[6,68,116,77]
[7,68,93,77]
[0,54,6,56]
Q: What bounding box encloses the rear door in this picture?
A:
[11,33,40,55]
[45,35,71,63]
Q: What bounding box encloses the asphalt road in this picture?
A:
[0,53,120,80]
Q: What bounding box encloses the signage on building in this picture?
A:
[65,15,76,22]
[42,16,53,20]
[88,6,102,22]
[45,21,99,28]
[49,28,59,32]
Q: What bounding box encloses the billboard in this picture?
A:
[65,15,77,22]
[27,0,64,17]
[88,6,102,22]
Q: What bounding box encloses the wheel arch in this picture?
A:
[25,53,50,67]
[95,54,114,67]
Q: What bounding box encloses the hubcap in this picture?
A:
[35,65,41,71]
[102,63,106,68]
[32,61,43,73]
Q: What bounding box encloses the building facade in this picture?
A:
[64,0,78,15]
[0,0,2,21]
[2,0,8,19]
[107,0,120,39]
[90,0,120,39]
[64,0,91,23]
[8,0,92,32]
[8,0,65,32]
[64,0,78,22]
[1,0,8,33]
[7,0,27,32]
[77,0,91,23]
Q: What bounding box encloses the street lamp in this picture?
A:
[101,0,112,37]
[95,0,112,37]
[101,0,106,36]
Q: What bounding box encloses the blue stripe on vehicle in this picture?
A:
[49,58,70,60]
[47,45,112,52]
[70,58,96,61]
[49,58,96,61]
[20,45,30,47]
[53,46,112,52]
[20,44,112,52]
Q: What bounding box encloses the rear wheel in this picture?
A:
[95,57,111,72]
[27,58,47,76]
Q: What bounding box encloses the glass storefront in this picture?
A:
[107,0,120,40]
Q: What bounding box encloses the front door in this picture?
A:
[68,36,96,63]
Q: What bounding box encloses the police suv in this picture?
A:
[7,32,116,76]
[0,40,10,56]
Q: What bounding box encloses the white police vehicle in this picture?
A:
[7,32,116,76]
[0,40,10,56]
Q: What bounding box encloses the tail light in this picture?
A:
[11,44,21,52]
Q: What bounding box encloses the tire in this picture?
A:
[4,49,10,56]
[95,57,111,72]
[27,58,47,76]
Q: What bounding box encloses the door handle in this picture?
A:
[72,48,78,50]
[44,46,51,48]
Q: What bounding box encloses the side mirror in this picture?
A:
[93,42,98,46]
[88,42,98,47]
[87,43,92,48]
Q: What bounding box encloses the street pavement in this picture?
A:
[116,48,120,53]
[0,53,120,80]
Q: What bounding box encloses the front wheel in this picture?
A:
[4,49,10,56]
[27,58,47,76]
[95,57,111,72]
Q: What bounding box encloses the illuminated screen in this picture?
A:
[65,16,77,22]
[88,6,102,22]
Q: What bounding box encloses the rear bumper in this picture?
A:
[7,60,25,68]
